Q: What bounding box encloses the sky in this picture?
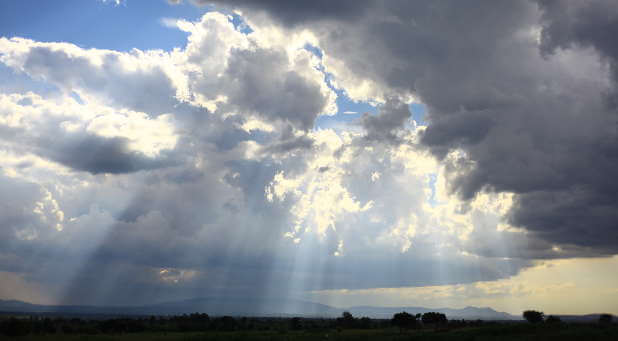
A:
[0,0,617,316]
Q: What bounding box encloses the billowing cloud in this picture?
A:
[0,37,182,116]
[0,92,177,174]
[211,0,618,256]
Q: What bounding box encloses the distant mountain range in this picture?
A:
[347,305,518,320]
[0,297,523,320]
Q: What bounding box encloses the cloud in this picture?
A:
[0,37,182,116]
[0,11,339,304]
[193,0,369,26]
[537,0,618,82]
[361,97,412,144]
[100,0,123,5]
[165,13,337,129]
[0,92,177,174]
[42,133,171,174]
[215,0,618,256]
[222,47,329,130]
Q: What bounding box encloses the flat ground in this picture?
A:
[3,324,618,341]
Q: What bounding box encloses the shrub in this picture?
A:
[523,310,544,324]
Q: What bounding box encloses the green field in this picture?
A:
[3,324,618,341]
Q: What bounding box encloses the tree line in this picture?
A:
[0,310,613,337]
[523,310,613,325]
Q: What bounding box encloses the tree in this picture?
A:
[421,312,447,325]
[599,314,613,325]
[391,311,417,332]
[523,310,544,324]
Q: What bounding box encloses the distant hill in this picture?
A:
[0,299,141,316]
[0,298,337,317]
[347,305,518,320]
[0,298,521,320]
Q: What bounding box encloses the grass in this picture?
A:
[2,324,617,341]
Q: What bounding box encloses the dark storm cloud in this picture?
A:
[41,133,172,174]
[510,189,618,252]
[420,112,495,159]
[208,0,618,256]
[537,0,618,81]
[194,0,369,26]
